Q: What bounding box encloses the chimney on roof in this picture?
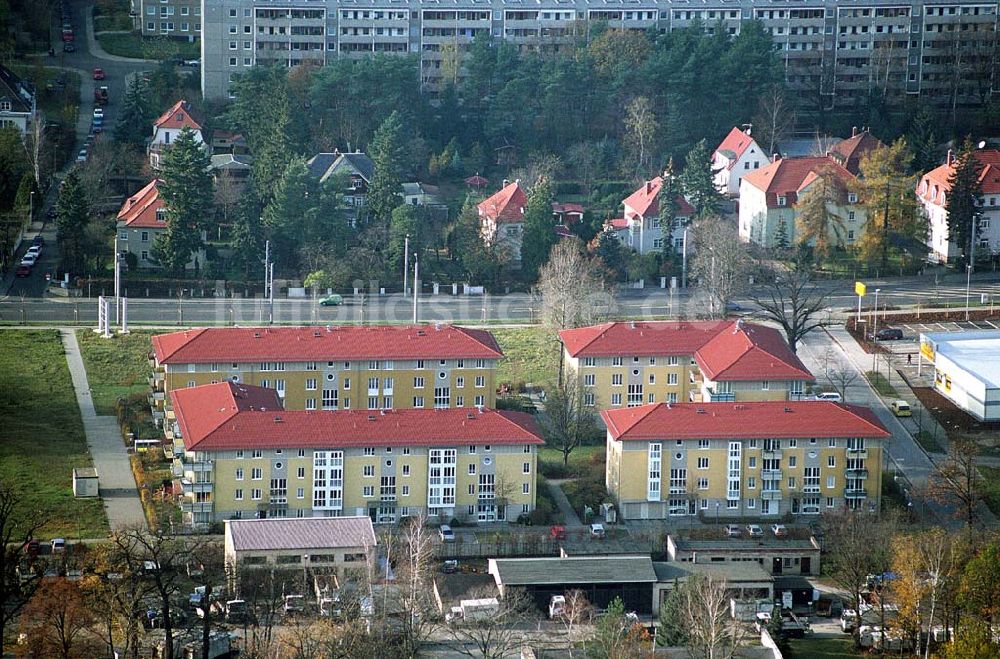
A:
[515,178,521,186]
[645,180,652,194]
[630,321,636,330]
[502,179,509,188]
[852,126,858,137]
[947,149,954,166]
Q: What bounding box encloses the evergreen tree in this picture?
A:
[906,107,939,173]
[766,605,789,653]
[595,229,628,280]
[13,174,38,219]
[655,585,688,646]
[230,203,263,281]
[114,78,153,147]
[519,177,557,281]
[657,158,682,259]
[388,204,422,272]
[946,139,985,268]
[262,156,319,270]
[365,111,405,226]
[773,220,790,251]
[152,127,212,275]
[679,139,722,217]
[54,170,89,274]
[0,126,27,210]
[795,172,847,259]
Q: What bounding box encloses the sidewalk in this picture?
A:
[84,4,157,63]
[546,479,585,528]
[60,328,146,530]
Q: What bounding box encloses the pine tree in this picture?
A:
[55,170,89,274]
[262,157,319,269]
[773,220,790,251]
[365,111,405,226]
[655,586,688,646]
[114,77,153,147]
[680,139,722,217]
[946,139,984,268]
[388,204,422,273]
[152,127,212,275]
[657,158,682,259]
[519,177,557,281]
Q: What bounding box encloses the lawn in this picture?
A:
[864,371,899,397]
[786,636,862,659]
[915,430,945,454]
[0,330,107,539]
[979,465,1000,516]
[96,33,199,59]
[539,445,604,475]
[75,330,153,416]
[493,326,560,389]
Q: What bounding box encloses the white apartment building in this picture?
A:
[918,149,1000,264]
[200,0,1000,101]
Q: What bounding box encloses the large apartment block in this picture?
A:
[171,381,542,526]
[149,325,502,422]
[559,321,814,408]
[201,0,999,102]
[603,401,890,520]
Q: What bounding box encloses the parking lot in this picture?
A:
[873,320,1000,356]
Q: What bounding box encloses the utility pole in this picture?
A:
[113,249,121,324]
[681,227,688,289]
[403,234,410,296]
[412,254,419,324]
[264,239,274,325]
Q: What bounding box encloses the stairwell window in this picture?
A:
[777,196,787,207]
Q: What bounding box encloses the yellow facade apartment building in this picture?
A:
[602,401,890,520]
[559,321,814,408]
[170,381,542,527]
[149,325,502,422]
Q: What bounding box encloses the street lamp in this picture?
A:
[28,190,34,223]
[871,288,881,374]
[966,264,972,321]
[715,501,720,523]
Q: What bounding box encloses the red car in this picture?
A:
[92,68,105,80]
[15,264,30,277]
[62,31,74,42]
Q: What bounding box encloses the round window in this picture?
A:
[808,452,817,459]
[483,457,492,466]
[327,373,334,380]
[231,375,239,382]
[675,453,683,460]
[274,462,282,470]
[439,371,447,380]
[386,459,392,467]
[632,369,640,376]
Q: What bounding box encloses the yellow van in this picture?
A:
[890,400,911,417]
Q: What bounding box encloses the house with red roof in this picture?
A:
[602,400,889,520]
[738,155,865,249]
[168,380,543,526]
[712,127,766,196]
[608,174,695,255]
[115,179,207,269]
[558,320,813,410]
[478,179,529,260]
[827,128,883,176]
[918,149,1000,264]
[149,99,206,169]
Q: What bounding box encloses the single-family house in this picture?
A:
[210,153,253,198]
[827,128,883,176]
[918,149,1000,264]
[713,127,765,196]
[738,156,864,250]
[478,180,528,260]
[0,65,35,137]
[149,100,205,169]
[307,151,374,208]
[401,182,442,207]
[116,179,206,269]
[608,175,695,255]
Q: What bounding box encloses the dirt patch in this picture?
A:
[912,387,1000,455]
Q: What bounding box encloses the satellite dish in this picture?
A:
[978,141,987,149]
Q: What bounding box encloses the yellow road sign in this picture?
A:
[855,282,866,296]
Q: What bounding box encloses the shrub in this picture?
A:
[562,478,609,517]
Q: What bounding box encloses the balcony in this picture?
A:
[179,501,212,514]
[148,391,165,406]
[762,470,783,480]
[148,373,164,390]
[846,469,869,479]
[762,450,783,460]
[706,388,735,403]
[762,491,783,501]
[847,449,868,458]
[802,485,821,494]
[187,460,212,473]
[172,459,184,478]
[181,480,213,495]
[845,489,868,499]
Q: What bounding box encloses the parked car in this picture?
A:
[93,107,104,119]
[724,524,742,538]
[549,525,567,540]
[890,400,911,417]
[183,59,201,67]
[76,149,87,163]
[771,524,787,537]
[20,253,38,267]
[92,68,105,80]
[746,524,763,538]
[51,538,66,553]
[874,327,904,341]
[33,234,45,246]
[26,245,40,257]
[61,30,74,42]
[62,43,75,52]
[23,539,39,555]
[15,264,30,277]
[438,524,455,543]
[441,560,458,574]
[319,294,343,306]
[590,523,606,538]
[816,391,843,402]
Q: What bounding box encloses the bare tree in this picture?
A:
[589,596,652,658]
[23,112,45,186]
[538,237,613,330]
[750,264,830,354]
[232,562,284,659]
[0,479,47,656]
[929,438,987,528]
[560,589,594,657]
[396,512,439,656]
[213,168,243,232]
[680,574,747,659]
[624,96,658,177]
[690,216,750,318]
[537,376,600,466]
[19,578,97,659]
[825,359,860,402]
[81,542,157,659]
[444,586,533,659]
[752,86,795,156]
[187,540,227,659]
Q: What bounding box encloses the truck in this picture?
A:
[447,598,500,624]
[93,85,109,105]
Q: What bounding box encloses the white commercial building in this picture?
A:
[920,331,1000,421]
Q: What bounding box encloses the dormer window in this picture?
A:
[777,196,787,207]
[0,101,10,111]
[847,193,858,203]
[155,209,166,222]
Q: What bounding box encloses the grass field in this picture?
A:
[540,445,603,470]
[786,636,862,659]
[493,327,560,389]
[76,330,154,416]
[865,371,899,397]
[0,330,107,539]
[979,465,1000,515]
[96,33,199,59]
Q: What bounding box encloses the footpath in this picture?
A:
[60,328,146,529]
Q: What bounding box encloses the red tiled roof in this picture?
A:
[918,149,1000,205]
[559,321,730,358]
[622,176,695,219]
[116,179,165,228]
[171,382,543,451]
[154,99,203,131]
[828,131,883,175]
[695,322,813,382]
[607,218,629,230]
[602,401,890,441]
[478,181,528,224]
[714,127,756,169]
[741,157,856,209]
[152,325,504,364]
[552,202,585,215]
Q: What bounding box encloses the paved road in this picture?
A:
[60,327,146,530]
